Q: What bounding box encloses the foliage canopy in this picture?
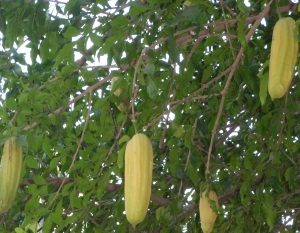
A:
[0,0,299,232]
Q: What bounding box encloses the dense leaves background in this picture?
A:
[0,0,299,232]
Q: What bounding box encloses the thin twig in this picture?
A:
[215,123,239,148]
[20,178,75,187]
[131,47,146,125]
[88,215,101,228]
[185,35,205,66]
[82,65,119,69]
[43,0,66,4]
[220,0,236,17]
[169,93,221,105]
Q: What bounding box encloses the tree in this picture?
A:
[0,0,299,232]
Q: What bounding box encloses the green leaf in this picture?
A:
[63,26,80,38]
[17,134,28,147]
[24,222,38,233]
[101,31,123,55]
[65,0,78,13]
[243,156,253,171]
[237,14,247,46]
[93,98,107,110]
[237,0,249,13]
[14,227,25,233]
[262,203,275,230]
[84,131,98,143]
[26,155,39,169]
[202,66,212,83]
[146,77,158,100]
[50,200,64,226]
[119,135,130,145]
[90,33,103,47]
[128,2,152,16]
[49,157,60,171]
[52,43,75,69]
[171,123,184,138]
[33,175,47,185]
[285,166,296,191]
[156,206,164,221]
[187,162,199,186]
[259,72,269,105]
[141,63,155,75]
[61,63,78,77]
[0,9,6,35]
[27,184,37,196]
[61,182,74,197]
[181,5,203,24]
[63,211,83,228]
[70,188,80,209]
[42,136,52,157]
[42,216,52,233]
[117,145,126,169]
[6,97,17,109]
[110,15,129,29]
[96,167,112,200]
[169,149,179,177]
[167,35,179,63]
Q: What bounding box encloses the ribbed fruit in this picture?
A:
[0,136,23,214]
[125,133,153,228]
[199,190,219,233]
[268,17,298,100]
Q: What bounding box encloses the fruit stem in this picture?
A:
[133,123,138,134]
[276,0,281,18]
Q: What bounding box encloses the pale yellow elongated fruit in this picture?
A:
[268,17,298,100]
[111,76,127,111]
[199,190,219,233]
[0,136,23,214]
[125,133,153,228]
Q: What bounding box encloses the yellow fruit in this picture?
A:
[125,133,153,228]
[268,17,298,100]
[111,76,127,111]
[0,136,23,214]
[199,190,219,233]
